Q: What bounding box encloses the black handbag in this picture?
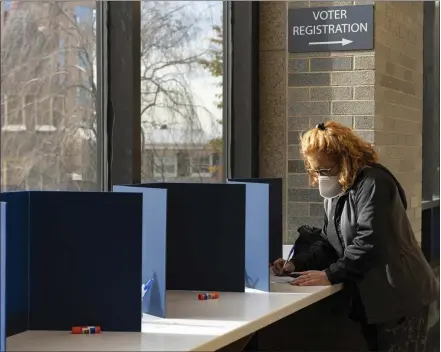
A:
[294,225,323,256]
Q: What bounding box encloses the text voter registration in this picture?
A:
[288,5,374,53]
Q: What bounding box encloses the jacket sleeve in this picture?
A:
[324,173,391,284]
[292,214,339,271]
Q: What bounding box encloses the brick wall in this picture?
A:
[374,2,424,242]
[286,0,375,243]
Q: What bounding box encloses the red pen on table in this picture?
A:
[198,292,219,300]
[72,326,101,334]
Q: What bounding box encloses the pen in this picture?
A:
[282,244,295,272]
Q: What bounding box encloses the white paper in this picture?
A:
[270,274,294,284]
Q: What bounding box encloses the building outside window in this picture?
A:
[0,1,98,191]
[190,154,213,178]
[153,155,178,179]
[140,1,224,183]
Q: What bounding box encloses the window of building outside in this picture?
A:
[190,154,213,178]
[153,155,178,179]
[1,1,98,191]
[140,1,224,183]
[1,95,26,131]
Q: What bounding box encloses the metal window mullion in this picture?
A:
[96,0,108,191]
[223,1,232,181]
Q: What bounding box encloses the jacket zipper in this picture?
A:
[333,197,345,251]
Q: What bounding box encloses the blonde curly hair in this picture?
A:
[300,121,379,191]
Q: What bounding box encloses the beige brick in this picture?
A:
[310,1,353,7]
[289,73,330,86]
[288,116,309,131]
[288,146,302,160]
[288,59,309,73]
[311,87,353,101]
[376,87,422,111]
[288,88,310,102]
[288,131,301,145]
[379,74,415,95]
[288,102,330,116]
[354,130,375,143]
[332,101,375,115]
[287,1,309,9]
[354,116,375,130]
[310,57,352,71]
[354,56,375,70]
[354,86,375,100]
[331,71,375,86]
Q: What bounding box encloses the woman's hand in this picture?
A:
[290,270,331,286]
[271,258,295,276]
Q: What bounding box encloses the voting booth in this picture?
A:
[228,179,281,292]
[114,183,247,318]
[1,191,146,335]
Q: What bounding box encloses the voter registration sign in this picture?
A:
[288,5,374,53]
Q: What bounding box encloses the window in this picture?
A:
[36,97,52,129]
[140,1,224,183]
[1,1,98,191]
[33,95,64,131]
[1,159,25,191]
[2,95,26,131]
[153,155,178,178]
[190,154,213,177]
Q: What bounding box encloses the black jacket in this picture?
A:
[292,164,439,324]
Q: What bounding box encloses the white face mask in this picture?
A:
[318,175,342,199]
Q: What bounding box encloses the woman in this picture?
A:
[272,121,439,351]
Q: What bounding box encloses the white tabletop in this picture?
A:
[6,283,342,351]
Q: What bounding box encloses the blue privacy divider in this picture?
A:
[0,192,30,336]
[113,186,167,318]
[0,191,144,334]
[230,178,283,263]
[228,181,270,292]
[118,183,246,302]
[0,202,6,352]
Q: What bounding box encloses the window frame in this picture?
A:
[2,95,27,132]
[35,96,61,132]
[190,154,213,178]
[153,154,178,179]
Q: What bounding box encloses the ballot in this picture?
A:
[270,274,294,284]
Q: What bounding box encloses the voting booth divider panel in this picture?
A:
[113,186,167,318]
[117,183,247,318]
[1,191,144,335]
[0,202,6,352]
[228,180,280,292]
[227,181,270,292]
[229,178,283,263]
